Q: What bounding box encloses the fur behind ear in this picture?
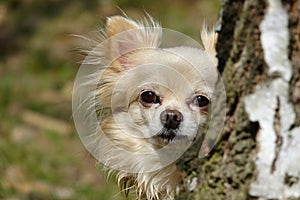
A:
[201,26,218,65]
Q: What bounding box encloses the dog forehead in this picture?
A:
[130,48,217,88]
[164,47,216,70]
[131,48,215,72]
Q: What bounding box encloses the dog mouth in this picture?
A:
[150,127,191,149]
[156,127,177,143]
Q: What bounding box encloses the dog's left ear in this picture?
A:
[105,16,161,67]
[201,26,218,66]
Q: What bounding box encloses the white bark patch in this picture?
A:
[259,0,292,81]
[244,0,300,199]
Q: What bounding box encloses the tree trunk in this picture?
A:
[176,0,300,199]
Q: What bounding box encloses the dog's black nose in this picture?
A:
[160,109,183,129]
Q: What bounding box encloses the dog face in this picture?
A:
[91,16,219,152]
[73,15,220,166]
[110,47,217,147]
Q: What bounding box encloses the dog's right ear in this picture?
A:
[105,16,161,68]
[106,16,139,37]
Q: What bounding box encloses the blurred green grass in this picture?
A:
[0,0,219,199]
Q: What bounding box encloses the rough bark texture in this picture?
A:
[289,0,300,126]
[176,0,300,199]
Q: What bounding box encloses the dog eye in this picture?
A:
[193,95,210,107]
[140,91,160,104]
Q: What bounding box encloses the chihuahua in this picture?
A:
[75,15,218,200]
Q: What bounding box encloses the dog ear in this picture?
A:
[201,26,218,66]
[106,16,139,37]
[105,16,161,67]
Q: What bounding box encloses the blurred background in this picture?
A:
[0,0,219,199]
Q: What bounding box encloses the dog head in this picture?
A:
[95,16,218,148]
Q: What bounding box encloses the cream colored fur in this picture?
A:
[82,15,218,200]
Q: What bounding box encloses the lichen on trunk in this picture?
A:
[245,0,300,198]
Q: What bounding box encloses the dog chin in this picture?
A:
[157,128,177,142]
